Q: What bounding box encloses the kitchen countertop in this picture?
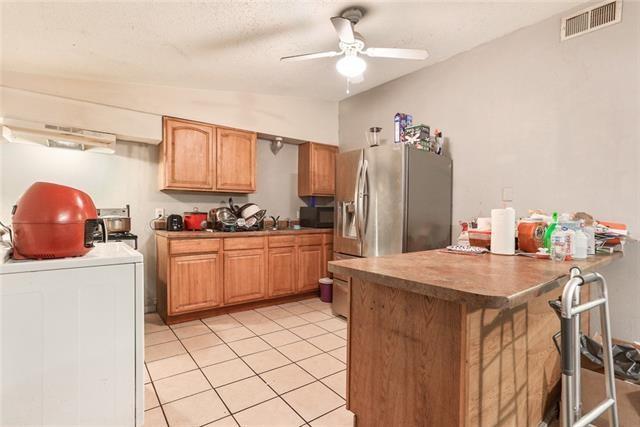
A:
[155,228,332,239]
[328,250,622,309]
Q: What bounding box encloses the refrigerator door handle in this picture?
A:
[354,159,364,242]
[356,159,368,245]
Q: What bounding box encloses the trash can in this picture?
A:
[319,277,333,303]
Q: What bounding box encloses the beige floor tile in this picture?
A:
[146,353,197,380]
[153,370,211,404]
[299,311,332,323]
[277,340,323,362]
[289,323,328,339]
[230,310,267,325]
[216,326,256,343]
[255,304,282,313]
[282,382,344,422]
[259,363,316,394]
[310,406,354,427]
[333,329,348,339]
[318,307,334,316]
[300,297,322,306]
[281,303,316,315]
[205,415,238,426]
[320,370,346,398]
[315,318,347,332]
[143,407,167,427]
[191,344,237,368]
[274,315,309,328]
[227,336,271,356]
[144,383,159,410]
[145,313,164,324]
[181,332,223,352]
[241,349,291,374]
[277,301,305,309]
[163,389,230,427]
[297,353,345,379]
[203,314,243,332]
[234,397,304,427]
[145,340,186,363]
[261,307,291,320]
[170,319,203,329]
[216,376,276,413]
[144,364,151,384]
[145,330,177,347]
[306,333,346,352]
[202,358,254,387]
[145,318,170,335]
[305,301,332,311]
[328,346,347,363]
[261,330,301,347]
[244,320,284,335]
[172,323,212,339]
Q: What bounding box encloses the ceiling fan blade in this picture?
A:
[364,48,429,60]
[330,16,355,44]
[280,51,340,62]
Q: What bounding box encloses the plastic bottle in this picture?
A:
[574,226,588,260]
[584,225,596,255]
[550,226,568,262]
[544,212,559,250]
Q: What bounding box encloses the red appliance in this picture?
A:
[183,208,207,231]
[12,182,105,260]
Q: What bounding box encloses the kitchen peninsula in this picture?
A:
[328,250,621,426]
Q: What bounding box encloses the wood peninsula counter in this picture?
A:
[328,250,621,427]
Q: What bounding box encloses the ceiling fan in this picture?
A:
[280,7,429,83]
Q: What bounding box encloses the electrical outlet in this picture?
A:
[154,208,165,218]
[502,187,514,202]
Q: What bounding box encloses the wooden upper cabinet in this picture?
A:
[298,142,338,197]
[160,117,256,193]
[169,253,222,314]
[223,248,266,304]
[216,128,257,193]
[161,117,216,191]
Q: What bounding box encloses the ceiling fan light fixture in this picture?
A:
[336,54,366,78]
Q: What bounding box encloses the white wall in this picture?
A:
[0,138,303,311]
[1,71,338,145]
[339,4,640,340]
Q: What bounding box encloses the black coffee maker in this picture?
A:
[166,214,183,231]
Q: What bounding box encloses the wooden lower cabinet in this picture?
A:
[156,231,332,323]
[297,244,324,292]
[223,249,266,304]
[268,247,297,297]
[169,253,222,314]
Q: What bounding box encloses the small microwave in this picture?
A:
[299,207,334,229]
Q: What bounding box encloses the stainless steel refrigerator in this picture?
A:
[331,144,452,317]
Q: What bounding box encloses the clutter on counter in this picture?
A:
[455,208,628,262]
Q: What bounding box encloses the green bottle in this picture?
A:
[544,212,559,250]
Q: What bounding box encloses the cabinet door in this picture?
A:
[297,245,323,292]
[163,117,215,190]
[268,247,297,297]
[169,253,221,314]
[322,244,333,278]
[311,144,337,195]
[224,249,266,304]
[216,128,256,192]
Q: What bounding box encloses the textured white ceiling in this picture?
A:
[1,1,580,101]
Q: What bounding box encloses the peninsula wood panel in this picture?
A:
[348,277,465,426]
[268,247,297,297]
[298,142,337,196]
[161,117,215,190]
[169,253,222,314]
[216,127,256,193]
[223,248,266,304]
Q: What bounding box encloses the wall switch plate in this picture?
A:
[154,208,165,218]
[502,187,514,202]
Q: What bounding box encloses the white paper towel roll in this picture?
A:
[490,208,515,255]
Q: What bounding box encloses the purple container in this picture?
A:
[319,278,333,303]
